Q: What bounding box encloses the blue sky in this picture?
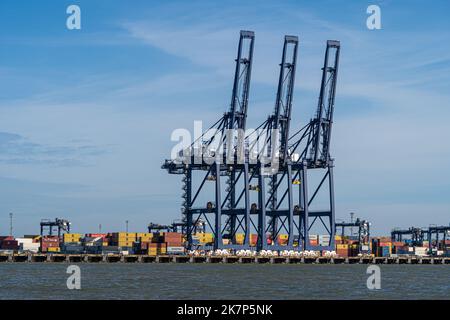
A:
[0,0,449,236]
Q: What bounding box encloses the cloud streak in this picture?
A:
[0,132,110,167]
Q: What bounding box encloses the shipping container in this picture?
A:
[20,242,40,253]
[85,246,102,254]
[15,238,33,245]
[1,240,19,250]
[167,246,185,255]
[336,248,350,257]
[377,246,391,257]
[63,233,82,243]
[62,244,84,254]
[85,233,107,239]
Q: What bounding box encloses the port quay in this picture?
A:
[2,253,449,265]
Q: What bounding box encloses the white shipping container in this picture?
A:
[414,247,428,256]
[167,246,185,253]
[16,238,33,245]
[20,243,40,253]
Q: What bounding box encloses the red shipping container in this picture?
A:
[166,242,183,247]
[41,236,59,242]
[162,234,182,243]
[163,232,181,237]
[1,240,19,250]
[86,233,107,239]
[42,245,59,249]
[336,248,349,257]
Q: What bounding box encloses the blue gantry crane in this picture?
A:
[162,30,255,250]
[162,33,341,252]
[427,224,450,255]
[40,218,71,237]
[244,35,299,250]
[286,40,340,251]
[391,227,427,246]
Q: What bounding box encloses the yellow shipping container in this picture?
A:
[137,233,152,238]
[194,233,214,244]
[117,241,135,247]
[63,233,82,242]
[112,232,137,239]
[194,232,213,238]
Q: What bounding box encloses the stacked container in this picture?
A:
[235,233,245,245]
[335,235,349,244]
[309,235,319,246]
[413,246,428,256]
[336,243,350,257]
[1,237,19,251]
[277,234,288,246]
[148,243,167,255]
[41,236,60,253]
[193,233,214,244]
[16,238,40,253]
[85,233,109,246]
[63,233,82,243]
[137,233,153,243]
[110,232,137,248]
[318,235,331,247]
[250,234,258,246]
[162,232,184,254]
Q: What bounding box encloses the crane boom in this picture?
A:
[227,30,255,131]
[309,40,340,165]
[272,35,298,163]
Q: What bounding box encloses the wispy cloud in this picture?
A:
[0,132,110,167]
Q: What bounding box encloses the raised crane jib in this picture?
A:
[227,30,255,131]
[270,35,298,164]
[309,40,340,165]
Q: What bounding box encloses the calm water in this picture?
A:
[0,263,448,299]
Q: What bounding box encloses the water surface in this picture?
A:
[0,264,448,299]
